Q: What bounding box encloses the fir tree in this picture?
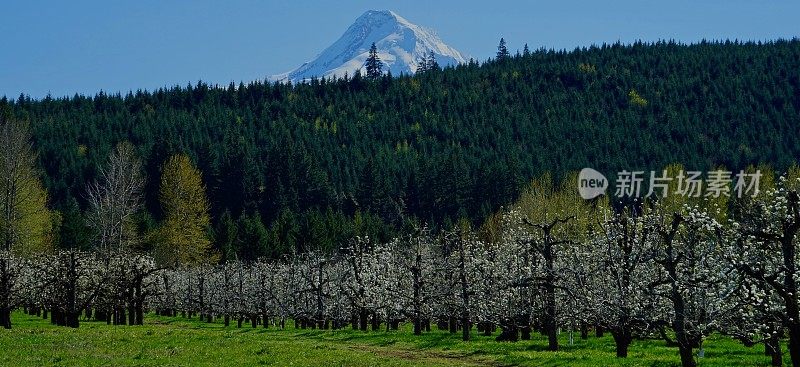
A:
[497,38,510,61]
[426,50,440,71]
[215,210,238,262]
[364,42,383,79]
[417,56,428,73]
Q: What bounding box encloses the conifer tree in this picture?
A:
[417,56,428,74]
[215,210,237,263]
[497,38,510,61]
[426,50,440,71]
[364,42,383,79]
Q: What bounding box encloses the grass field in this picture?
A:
[0,312,786,366]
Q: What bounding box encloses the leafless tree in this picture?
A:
[86,142,145,255]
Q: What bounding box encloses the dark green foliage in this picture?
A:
[237,212,270,261]
[497,38,510,60]
[427,51,440,71]
[268,209,298,256]
[365,43,383,79]
[4,39,800,260]
[57,197,91,251]
[418,51,440,74]
[215,210,238,262]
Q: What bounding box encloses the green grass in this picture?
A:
[0,312,787,366]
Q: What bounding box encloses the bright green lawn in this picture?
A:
[0,312,787,366]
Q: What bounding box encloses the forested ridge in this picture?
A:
[2,39,800,259]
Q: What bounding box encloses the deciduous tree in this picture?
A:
[155,154,214,266]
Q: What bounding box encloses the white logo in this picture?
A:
[578,168,608,200]
[578,168,761,200]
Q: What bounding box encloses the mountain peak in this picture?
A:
[353,10,412,26]
[356,9,400,21]
[272,10,467,82]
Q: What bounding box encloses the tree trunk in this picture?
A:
[448,316,457,334]
[788,323,800,367]
[134,283,144,325]
[496,323,519,342]
[612,331,631,358]
[482,322,494,337]
[0,307,10,329]
[359,308,368,331]
[458,238,471,342]
[117,308,126,325]
[545,298,558,350]
[677,343,696,367]
[66,311,80,328]
[767,334,782,367]
[128,304,136,325]
[371,311,380,331]
[136,306,144,325]
[543,241,558,351]
[521,326,531,340]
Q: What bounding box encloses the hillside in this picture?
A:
[2,39,800,257]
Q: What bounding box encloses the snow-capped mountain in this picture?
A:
[272,10,467,82]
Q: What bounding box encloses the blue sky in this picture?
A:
[2,0,798,99]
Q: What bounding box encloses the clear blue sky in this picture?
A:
[2,0,798,99]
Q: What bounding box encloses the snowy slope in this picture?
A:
[272,10,467,82]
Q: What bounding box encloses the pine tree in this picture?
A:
[417,51,439,74]
[523,43,530,57]
[427,50,440,71]
[364,42,383,79]
[215,209,238,262]
[417,56,428,74]
[497,38,510,61]
[58,197,91,250]
[237,212,269,261]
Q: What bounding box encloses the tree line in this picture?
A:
[1,39,799,260]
